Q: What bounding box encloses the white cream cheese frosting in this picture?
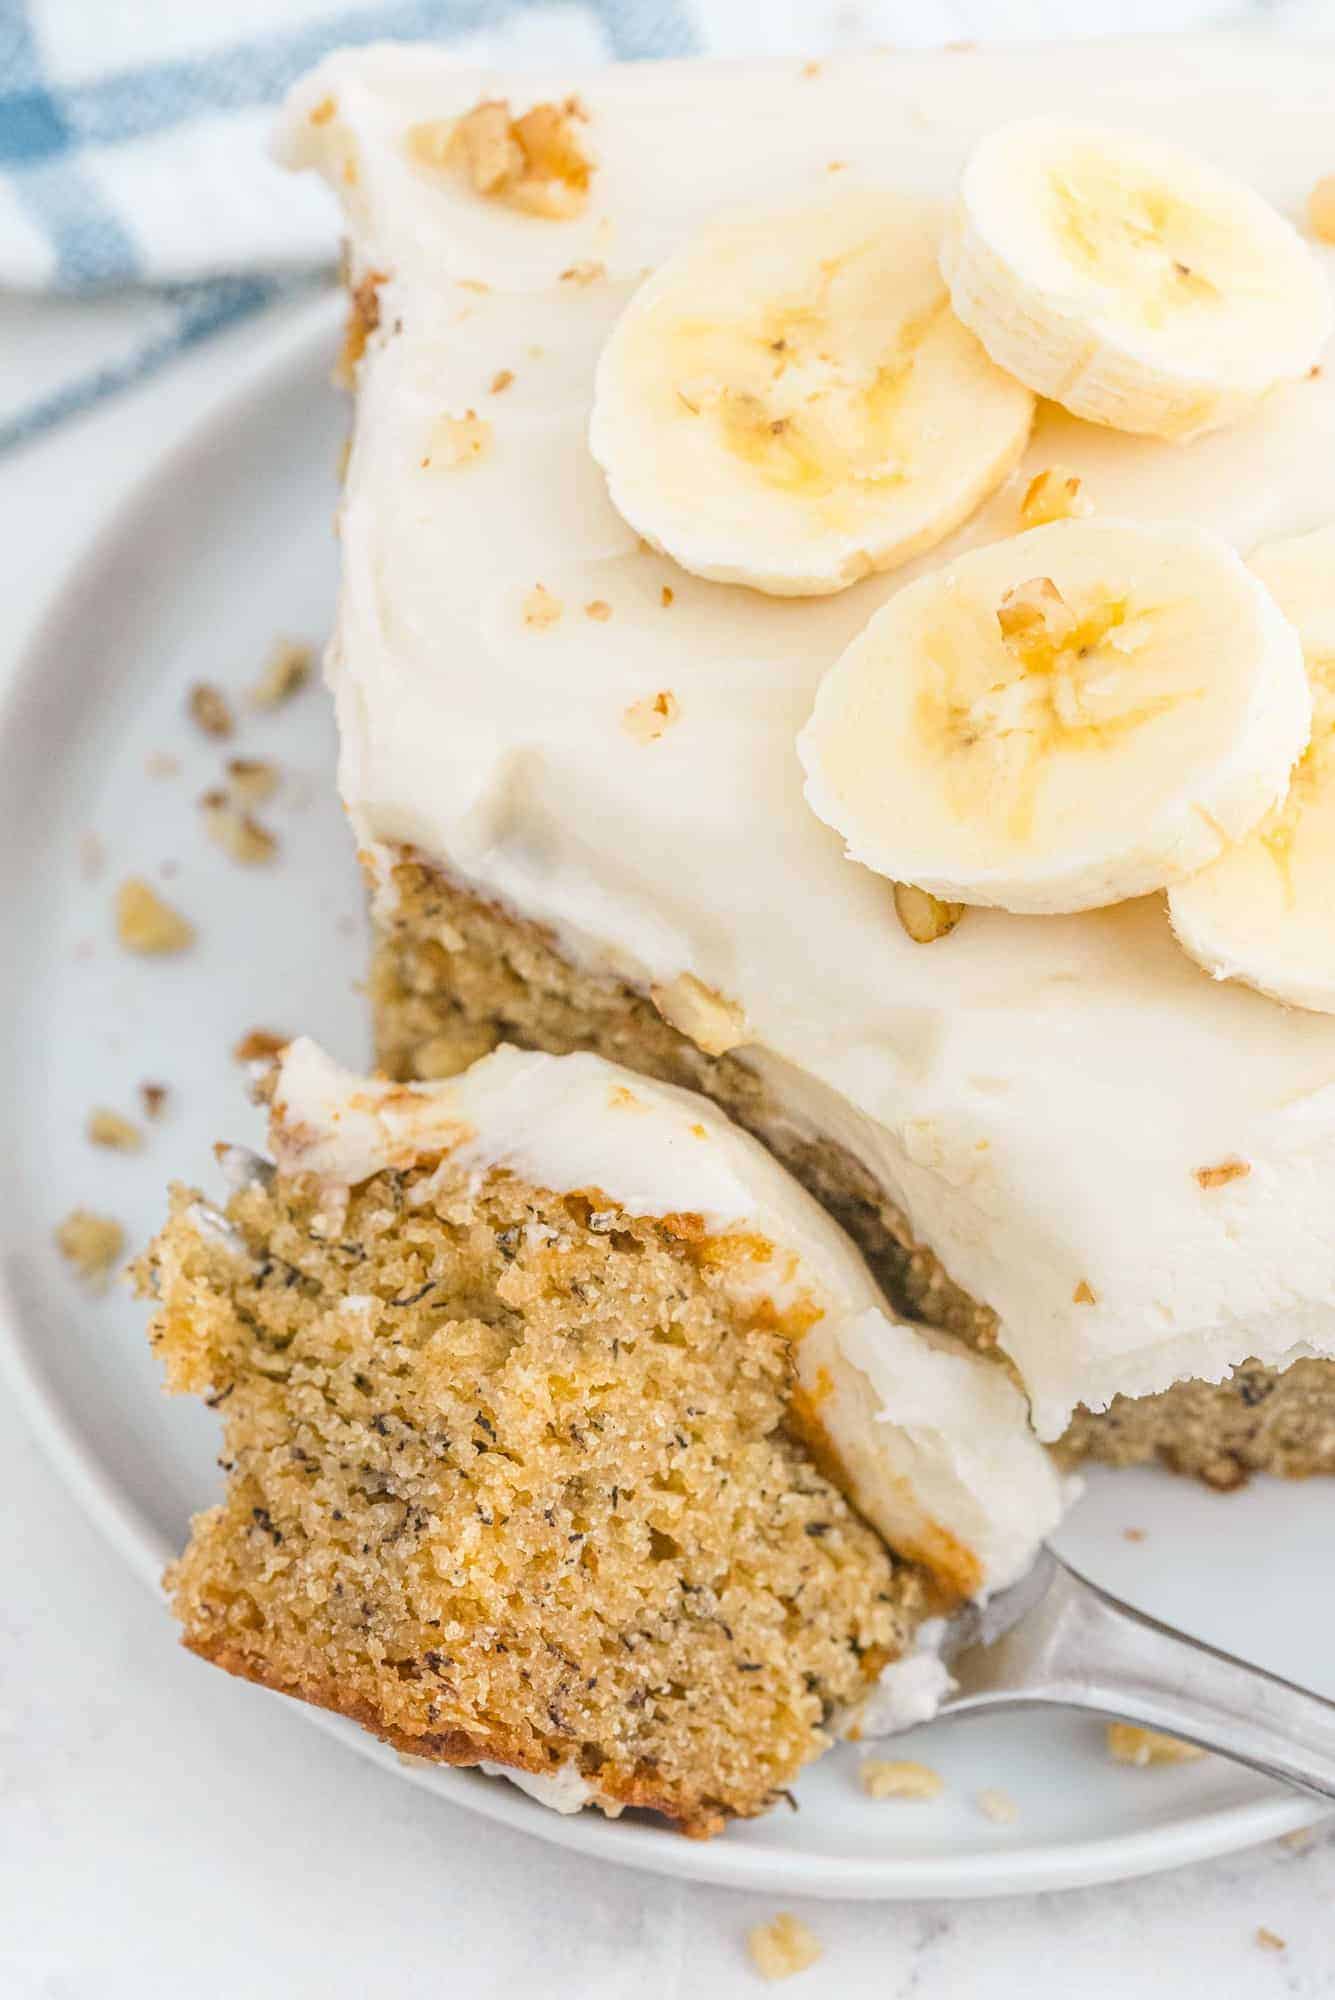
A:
[278,38,1335,1440]
[272,1037,1064,1595]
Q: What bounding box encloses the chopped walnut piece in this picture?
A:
[1020,466,1092,530]
[335,270,384,386]
[997,575,1075,646]
[87,1108,143,1152]
[622,690,680,744]
[651,973,749,1057]
[976,1787,1019,1824]
[249,639,312,710]
[1195,1158,1251,1190]
[1107,1723,1205,1767]
[1308,175,1335,243]
[410,96,592,219]
[200,791,278,866]
[660,585,674,607]
[115,878,194,955]
[145,750,181,779]
[560,260,605,285]
[233,1028,288,1064]
[522,584,562,629]
[139,1082,169,1120]
[893,882,964,943]
[56,1209,125,1289]
[1072,1278,1097,1305]
[1256,1928,1286,1953]
[423,409,491,469]
[860,1758,944,1801]
[746,1913,822,1982]
[187,682,234,739]
[225,757,279,806]
[489,368,515,395]
[584,599,612,622]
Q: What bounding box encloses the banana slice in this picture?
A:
[798,518,1311,917]
[941,118,1332,442]
[1169,525,1335,1011]
[589,190,1035,597]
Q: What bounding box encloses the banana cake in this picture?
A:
[274,38,1335,1490]
[138,1039,1060,1835]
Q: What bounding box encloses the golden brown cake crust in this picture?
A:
[368,847,1335,1486]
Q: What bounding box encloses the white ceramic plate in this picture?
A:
[2,295,1328,1899]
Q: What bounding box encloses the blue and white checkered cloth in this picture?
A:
[0,0,697,449]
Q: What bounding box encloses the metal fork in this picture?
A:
[937,1548,1335,1802]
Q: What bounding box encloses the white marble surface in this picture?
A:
[6,10,1335,1992]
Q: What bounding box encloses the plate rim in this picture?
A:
[2,290,1325,1900]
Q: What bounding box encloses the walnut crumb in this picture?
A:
[1073,1278,1097,1304]
[1255,1928,1286,1952]
[584,599,612,622]
[1020,466,1092,530]
[523,584,562,629]
[200,792,278,866]
[998,575,1074,645]
[622,690,679,744]
[489,368,515,395]
[1195,1158,1250,1190]
[87,1108,142,1152]
[747,1913,821,1981]
[423,410,491,469]
[1107,1723,1205,1767]
[408,97,592,220]
[1123,1527,1147,1543]
[233,1028,288,1064]
[976,1787,1019,1824]
[115,878,194,955]
[187,683,234,739]
[139,1082,169,1120]
[560,260,606,286]
[1308,175,1335,243]
[226,757,279,805]
[894,882,964,943]
[56,1209,124,1289]
[651,973,749,1057]
[660,585,674,607]
[249,639,312,710]
[860,1758,943,1801]
[144,750,181,779]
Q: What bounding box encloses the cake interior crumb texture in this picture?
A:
[140,1157,921,1838]
[370,852,1335,1487]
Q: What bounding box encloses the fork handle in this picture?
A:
[943,1555,1335,1802]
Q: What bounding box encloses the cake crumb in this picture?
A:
[584,599,613,621]
[56,1209,124,1289]
[139,1082,169,1121]
[1255,1927,1286,1952]
[859,1758,943,1801]
[1073,1278,1097,1304]
[489,368,515,395]
[200,792,279,866]
[233,1028,288,1065]
[79,832,105,880]
[1107,1723,1205,1767]
[188,683,234,738]
[408,97,592,220]
[893,882,964,944]
[145,750,181,779]
[976,1787,1019,1824]
[523,584,562,630]
[747,1913,821,1981]
[1194,1158,1250,1190]
[87,1108,143,1152]
[249,639,311,710]
[651,972,749,1057]
[623,690,679,744]
[1308,175,1335,243]
[1020,467,1092,530]
[226,757,279,806]
[560,260,606,286]
[423,410,491,469]
[115,878,194,955]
